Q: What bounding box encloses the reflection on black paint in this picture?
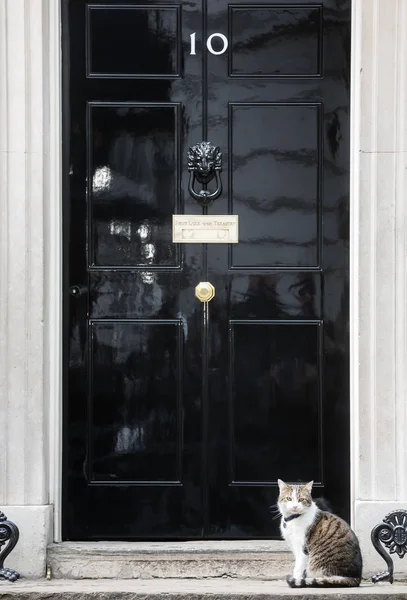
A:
[231,104,319,268]
[230,7,322,76]
[91,322,180,482]
[64,0,351,540]
[90,105,178,267]
[230,273,321,320]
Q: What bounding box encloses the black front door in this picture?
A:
[63,0,351,540]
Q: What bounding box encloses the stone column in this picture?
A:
[352,0,407,577]
[0,0,53,578]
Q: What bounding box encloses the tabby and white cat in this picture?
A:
[278,479,362,588]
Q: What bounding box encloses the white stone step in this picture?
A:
[0,578,405,600]
[47,541,292,580]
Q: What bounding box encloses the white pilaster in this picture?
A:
[0,0,53,578]
[352,0,407,577]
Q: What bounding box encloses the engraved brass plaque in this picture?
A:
[172,215,238,243]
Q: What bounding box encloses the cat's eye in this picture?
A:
[284,497,292,501]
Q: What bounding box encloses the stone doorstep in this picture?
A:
[0,578,406,600]
[47,541,293,580]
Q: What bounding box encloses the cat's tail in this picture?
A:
[314,497,333,513]
[305,576,361,588]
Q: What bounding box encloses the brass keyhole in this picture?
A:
[195,281,215,303]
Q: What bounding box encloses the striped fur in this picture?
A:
[287,575,361,588]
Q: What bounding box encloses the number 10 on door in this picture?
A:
[190,32,229,55]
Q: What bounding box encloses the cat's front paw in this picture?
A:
[286,574,305,588]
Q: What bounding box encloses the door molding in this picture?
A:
[50,0,357,542]
[48,0,63,542]
[349,0,360,531]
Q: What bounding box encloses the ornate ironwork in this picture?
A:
[187,141,222,206]
[371,510,407,583]
[0,511,20,582]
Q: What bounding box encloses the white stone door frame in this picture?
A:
[45,0,407,557]
[2,0,407,578]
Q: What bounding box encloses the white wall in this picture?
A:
[0,0,407,580]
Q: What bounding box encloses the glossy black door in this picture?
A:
[63,0,351,539]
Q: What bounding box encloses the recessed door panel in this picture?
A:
[87,5,181,77]
[230,321,321,483]
[229,5,322,77]
[89,103,180,267]
[230,103,320,268]
[89,320,182,482]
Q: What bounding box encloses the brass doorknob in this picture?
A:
[195,281,215,303]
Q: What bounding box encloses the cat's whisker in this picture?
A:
[269,500,282,520]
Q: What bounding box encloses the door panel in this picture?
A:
[89,320,182,483]
[230,321,321,483]
[229,103,320,268]
[87,6,181,77]
[229,5,322,77]
[63,0,350,540]
[89,103,180,267]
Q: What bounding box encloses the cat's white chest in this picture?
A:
[281,518,307,555]
[280,507,317,557]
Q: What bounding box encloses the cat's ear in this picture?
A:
[277,479,287,491]
[303,480,314,493]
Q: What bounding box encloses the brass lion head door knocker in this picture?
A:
[187,141,222,206]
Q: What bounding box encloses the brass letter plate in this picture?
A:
[172,215,238,243]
